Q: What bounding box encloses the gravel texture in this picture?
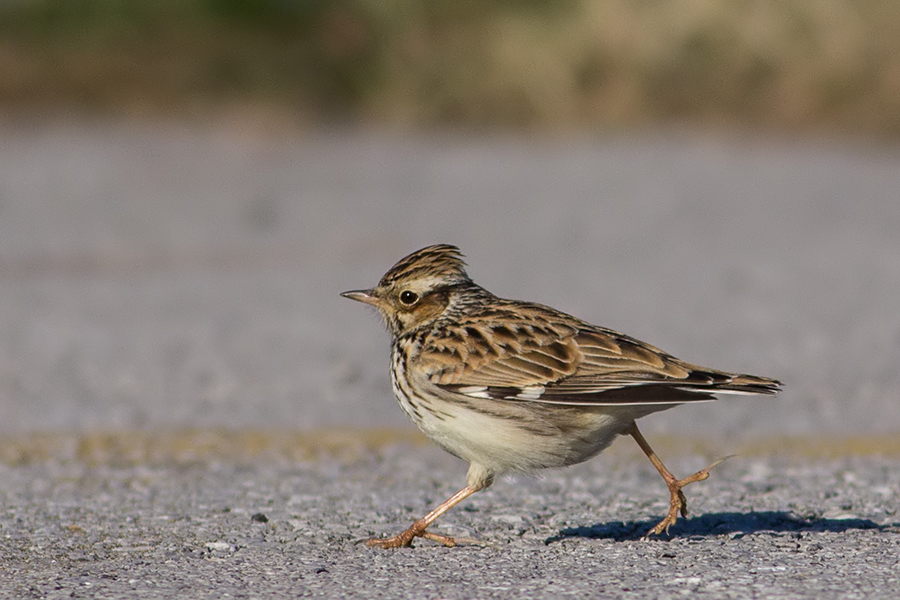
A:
[1,124,899,598]
[1,445,898,599]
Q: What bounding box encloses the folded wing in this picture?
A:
[421,310,781,407]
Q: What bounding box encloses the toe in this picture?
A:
[365,534,414,548]
[421,531,458,547]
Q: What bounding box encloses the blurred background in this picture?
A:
[1,0,899,449]
[3,0,900,133]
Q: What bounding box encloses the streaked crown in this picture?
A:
[378,244,469,288]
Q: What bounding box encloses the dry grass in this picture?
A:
[0,429,429,467]
[2,429,898,467]
[1,0,899,134]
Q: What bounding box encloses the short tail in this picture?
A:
[714,373,783,396]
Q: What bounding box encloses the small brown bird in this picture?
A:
[342,244,781,548]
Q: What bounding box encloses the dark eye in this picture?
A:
[399,290,419,305]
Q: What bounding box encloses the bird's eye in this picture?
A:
[399,290,419,305]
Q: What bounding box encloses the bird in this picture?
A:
[342,244,782,548]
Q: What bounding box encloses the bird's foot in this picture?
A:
[643,455,732,539]
[364,525,482,548]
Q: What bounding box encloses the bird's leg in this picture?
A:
[626,422,728,538]
[365,484,482,548]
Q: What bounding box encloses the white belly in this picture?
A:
[422,401,629,475]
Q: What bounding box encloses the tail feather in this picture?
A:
[715,373,782,396]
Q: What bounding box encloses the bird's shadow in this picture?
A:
[545,511,895,544]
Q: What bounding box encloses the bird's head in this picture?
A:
[341,244,472,337]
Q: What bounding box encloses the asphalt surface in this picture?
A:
[1,123,899,598]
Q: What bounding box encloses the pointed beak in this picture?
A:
[340,289,380,307]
